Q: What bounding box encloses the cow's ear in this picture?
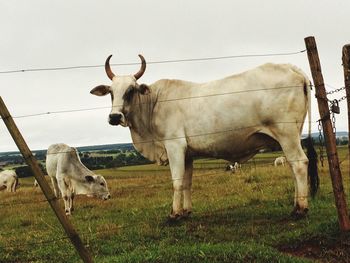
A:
[138,84,150,95]
[85,175,95,183]
[90,85,110,96]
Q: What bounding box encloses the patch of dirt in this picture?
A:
[278,235,350,262]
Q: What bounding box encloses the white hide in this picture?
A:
[274,156,287,167]
[46,143,110,215]
[226,162,241,174]
[0,170,18,192]
[91,59,312,218]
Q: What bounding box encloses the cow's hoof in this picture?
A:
[290,207,308,220]
[165,214,183,226]
[182,210,192,219]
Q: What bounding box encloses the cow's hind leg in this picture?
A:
[278,136,309,218]
[183,157,193,218]
[165,139,187,220]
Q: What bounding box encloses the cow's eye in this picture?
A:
[122,85,135,102]
[100,182,105,186]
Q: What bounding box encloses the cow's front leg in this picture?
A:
[11,179,17,192]
[58,179,71,215]
[165,140,187,219]
[69,192,75,213]
[183,157,193,218]
[51,176,61,198]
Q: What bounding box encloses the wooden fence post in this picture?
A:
[304,36,350,231]
[0,97,93,263]
[342,44,350,181]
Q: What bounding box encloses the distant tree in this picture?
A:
[15,164,46,178]
[340,139,348,145]
[34,153,46,161]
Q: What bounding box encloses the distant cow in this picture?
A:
[274,156,287,167]
[226,162,241,174]
[33,179,38,187]
[46,143,111,215]
[0,170,18,192]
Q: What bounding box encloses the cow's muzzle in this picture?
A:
[103,194,111,200]
[109,113,122,126]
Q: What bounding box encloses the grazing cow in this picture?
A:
[46,143,111,215]
[91,55,318,219]
[0,170,18,192]
[274,156,287,167]
[226,162,241,174]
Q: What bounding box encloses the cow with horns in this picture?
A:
[91,54,318,220]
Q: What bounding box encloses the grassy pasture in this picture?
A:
[0,148,350,262]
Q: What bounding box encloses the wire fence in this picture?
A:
[0,83,346,121]
[0,84,308,120]
[1,47,349,260]
[0,49,307,74]
[1,151,349,208]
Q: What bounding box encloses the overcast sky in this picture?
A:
[1,1,350,152]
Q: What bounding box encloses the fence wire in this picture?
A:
[1,47,349,259]
[0,49,306,74]
[0,152,348,208]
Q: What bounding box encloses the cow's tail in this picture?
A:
[305,78,319,197]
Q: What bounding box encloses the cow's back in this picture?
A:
[46,143,77,178]
[0,170,17,181]
[149,63,309,162]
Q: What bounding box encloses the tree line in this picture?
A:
[6,149,152,178]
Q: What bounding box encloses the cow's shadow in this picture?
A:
[161,198,309,230]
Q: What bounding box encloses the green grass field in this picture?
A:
[1,147,350,262]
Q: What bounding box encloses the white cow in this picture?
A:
[91,55,318,219]
[226,162,241,174]
[0,170,18,192]
[33,179,38,187]
[46,143,111,215]
[274,156,287,167]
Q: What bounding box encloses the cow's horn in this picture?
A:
[134,54,146,80]
[105,55,115,80]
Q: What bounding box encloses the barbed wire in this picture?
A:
[1,153,348,208]
[0,50,306,74]
[0,120,316,156]
[0,84,307,120]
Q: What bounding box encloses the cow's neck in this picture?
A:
[127,88,162,163]
[129,91,157,135]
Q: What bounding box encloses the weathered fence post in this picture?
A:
[342,44,350,181]
[0,97,93,262]
[305,36,350,231]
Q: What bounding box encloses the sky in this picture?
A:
[1,0,350,152]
